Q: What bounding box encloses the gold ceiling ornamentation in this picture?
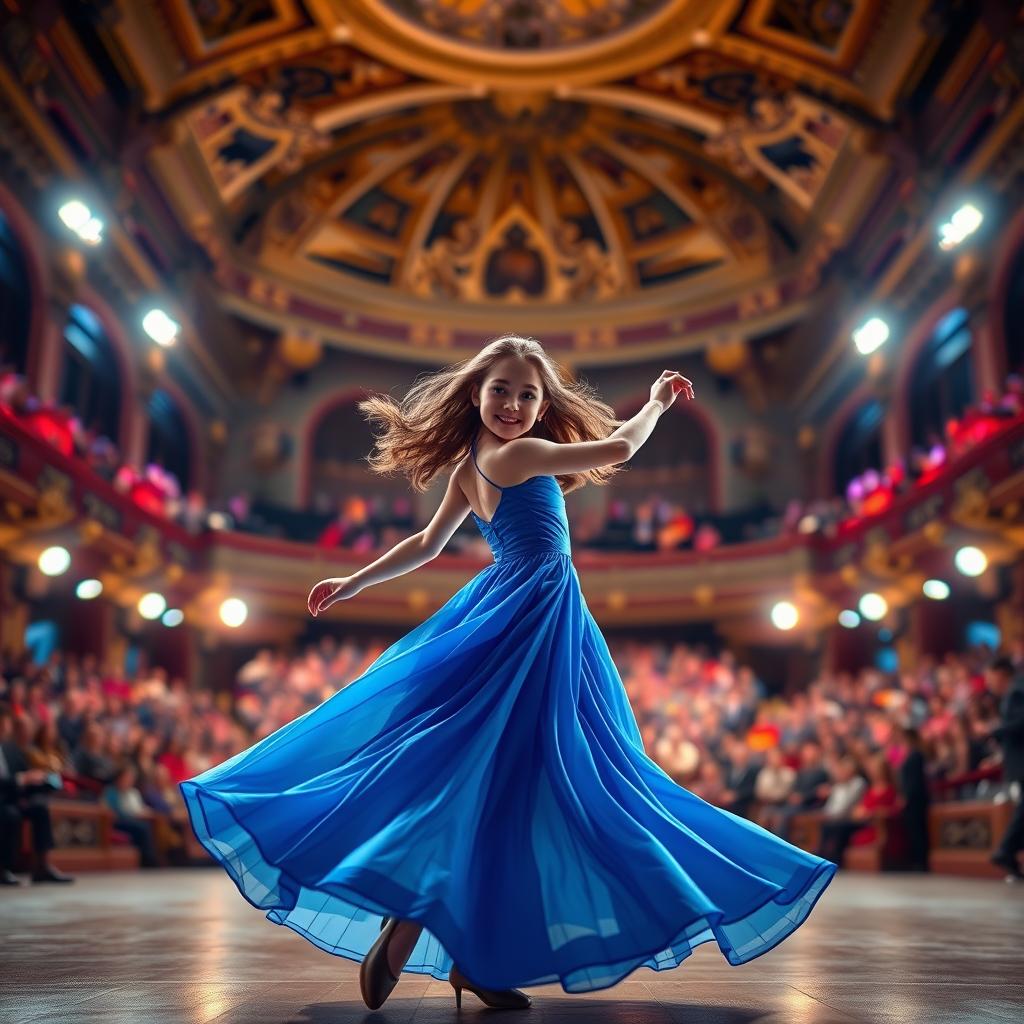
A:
[242,95,774,304]
[85,0,936,361]
[379,0,673,50]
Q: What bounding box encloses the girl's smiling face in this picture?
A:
[473,356,549,438]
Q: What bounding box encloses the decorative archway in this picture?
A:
[906,307,973,451]
[0,183,48,384]
[892,293,975,456]
[831,397,883,496]
[989,204,1024,381]
[69,286,140,452]
[299,387,375,508]
[59,304,124,445]
[146,388,193,492]
[147,375,207,494]
[612,393,721,513]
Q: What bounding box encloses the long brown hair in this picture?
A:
[357,335,626,494]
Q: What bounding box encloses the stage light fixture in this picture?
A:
[162,608,184,627]
[58,199,104,244]
[838,610,860,628]
[58,200,90,230]
[771,601,799,631]
[76,578,103,600]
[852,317,889,355]
[938,203,982,250]
[922,579,950,600]
[138,592,167,620]
[220,597,248,628]
[38,546,71,576]
[954,546,987,577]
[858,592,887,621]
[143,308,180,346]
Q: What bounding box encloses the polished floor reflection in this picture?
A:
[1,869,1021,1023]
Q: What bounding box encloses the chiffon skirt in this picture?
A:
[180,551,836,992]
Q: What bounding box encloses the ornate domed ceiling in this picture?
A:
[106,0,934,363]
[244,94,777,304]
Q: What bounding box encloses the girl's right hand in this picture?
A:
[651,370,694,411]
[307,576,360,617]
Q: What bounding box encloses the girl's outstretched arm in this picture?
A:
[308,472,470,615]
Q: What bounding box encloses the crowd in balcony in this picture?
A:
[3,363,1022,555]
[2,629,1021,884]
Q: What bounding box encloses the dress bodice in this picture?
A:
[470,437,571,562]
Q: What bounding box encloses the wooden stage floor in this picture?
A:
[2,869,1021,1024]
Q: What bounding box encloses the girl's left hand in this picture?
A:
[307,576,359,616]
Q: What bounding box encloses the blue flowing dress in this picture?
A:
[180,437,837,993]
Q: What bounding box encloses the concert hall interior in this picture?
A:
[1,2,1023,1023]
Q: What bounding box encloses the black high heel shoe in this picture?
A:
[449,963,532,1009]
[359,916,401,1009]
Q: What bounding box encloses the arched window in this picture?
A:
[146,388,191,491]
[909,307,973,450]
[1005,244,1024,375]
[0,211,31,373]
[614,408,712,514]
[833,398,883,494]
[310,400,400,511]
[60,304,121,443]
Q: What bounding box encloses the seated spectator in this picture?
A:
[138,762,189,861]
[753,746,796,827]
[815,756,868,862]
[56,688,86,751]
[653,722,699,783]
[0,702,74,885]
[719,732,761,819]
[72,722,119,786]
[690,758,728,806]
[817,752,899,865]
[762,740,830,841]
[101,764,159,868]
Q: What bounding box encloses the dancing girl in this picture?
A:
[180,335,837,1011]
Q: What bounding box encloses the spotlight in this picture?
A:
[954,546,987,577]
[938,203,982,250]
[138,592,167,620]
[76,578,103,600]
[220,597,248,628]
[162,608,184,627]
[58,200,90,231]
[838,610,860,628]
[771,601,799,631]
[859,592,888,621]
[922,579,950,600]
[57,199,103,244]
[852,317,890,355]
[38,546,71,576]
[142,308,180,346]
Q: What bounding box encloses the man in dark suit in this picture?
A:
[0,701,74,886]
[986,656,1024,881]
[719,732,761,820]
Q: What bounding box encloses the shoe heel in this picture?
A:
[449,964,463,1009]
